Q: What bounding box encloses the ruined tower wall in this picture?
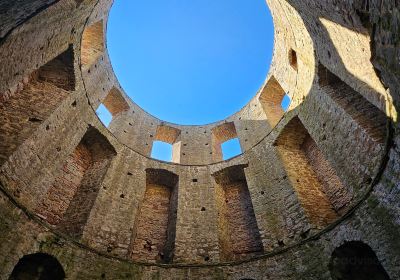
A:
[0,0,399,279]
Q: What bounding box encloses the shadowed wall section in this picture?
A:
[8,253,65,280]
[329,241,391,280]
[36,127,116,239]
[318,63,387,144]
[130,169,179,263]
[213,165,264,261]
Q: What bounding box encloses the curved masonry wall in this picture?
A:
[0,0,399,279]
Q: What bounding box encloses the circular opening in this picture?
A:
[107,0,274,125]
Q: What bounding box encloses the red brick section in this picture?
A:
[275,117,339,228]
[36,144,92,225]
[81,21,104,68]
[0,0,60,39]
[318,64,386,144]
[130,169,178,263]
[36,127,116,239]
[214,165,264,261]
[302,136,352,213]
[0,46,74,166]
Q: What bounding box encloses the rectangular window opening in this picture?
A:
[281,94,291,112]
[221,138,242,160]
[151,141,173,162]
[96,104,112,127]
[259,76,286,128]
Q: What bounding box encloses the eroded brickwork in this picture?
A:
[0,0,399,279]
[36,143,92,225]
[81,20,104,68]
[0,81,67,165]
[36,127,115,238]
[302,136,352,213]
[275,118,339,228]
[130,170,178,263]
[214,165,264,261]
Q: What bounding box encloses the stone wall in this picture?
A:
[0,0,399,279]
[214,165,264,261]
[130,169,179,263]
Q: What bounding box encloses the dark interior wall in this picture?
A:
[0,0,398,278]
[8,253,65,280]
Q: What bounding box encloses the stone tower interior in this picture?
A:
[0,0,399,279]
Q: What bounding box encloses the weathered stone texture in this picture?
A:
[214,168,264,261]
[130,170,178,263]
[36,143,92,225]
[0,77,71,165]
[0,0,399,279]
[275,118,339,228]
[302,135,351,213]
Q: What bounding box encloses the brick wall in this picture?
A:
[35,127,116,239]
[0,0,398,278]
[81,20,104,68]
[302,136,352,213]
[130,169,178,263]
[275,117,339,228]
[36,143,92,225]
[214,165,264,261]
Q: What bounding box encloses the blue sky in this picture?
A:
[97,0,275,161]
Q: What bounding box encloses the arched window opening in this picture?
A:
[8,253,65,280]
[329,241,390,280]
